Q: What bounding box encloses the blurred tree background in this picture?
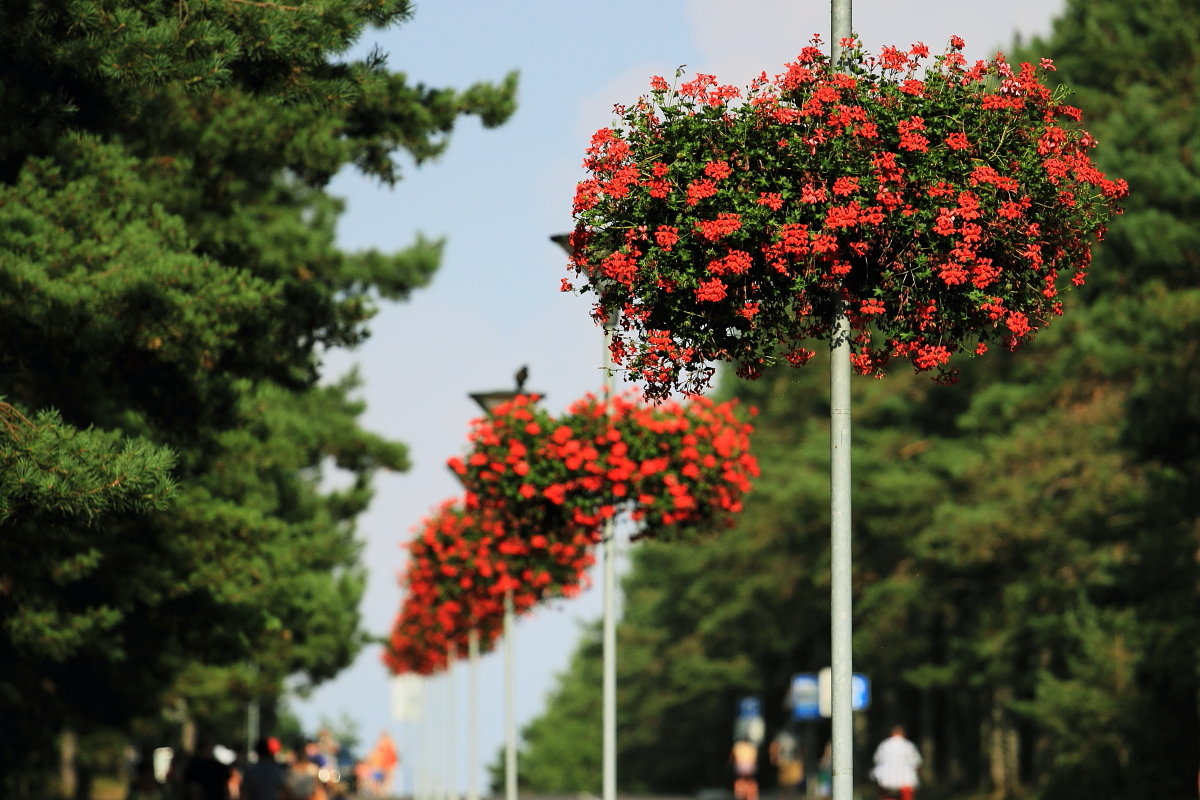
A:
[516,1,1200,798]
[0,0,515,795]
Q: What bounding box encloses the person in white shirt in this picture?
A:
[870,725,922,800]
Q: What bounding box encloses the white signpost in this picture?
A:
[817,668,870,719]
[390,674,424,722]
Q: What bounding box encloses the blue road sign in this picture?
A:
[852,674,871,711]
[738,695,762,719]
[790,673,820,721]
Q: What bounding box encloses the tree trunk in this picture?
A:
[919,688,936,789]
[73,763,93,800]
[985,687,1022,799]
[59,730,77,800]
[943,689,967,789]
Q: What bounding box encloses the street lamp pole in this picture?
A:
[503,588,517,800]
[551,233,619,800]
[601,308,619,800]
[469,375,541,800]
[447,644,457,800]
[417,678,430,800]
[829,4,855,800]
[245,663,259,758]
[467,628,480,800]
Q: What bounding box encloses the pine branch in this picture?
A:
[1,402,35,443]
[223,0,305,11]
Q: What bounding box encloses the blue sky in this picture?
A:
[294,0,1065,792]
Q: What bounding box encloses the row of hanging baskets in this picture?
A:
[564,36,1128,397]
[386,392,759,674]
[384,35,1128,676]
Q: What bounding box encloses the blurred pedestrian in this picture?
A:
[305,741,327,770]
[769,726,804,800]
[355,759,379,798]
[817,741,832,799]
[129,759,166,800]
[317,728,340,776]
[284,745,326,800]
[870,725,922,800]
[243,738,285,800]
[731,739,759,800]
[228,747,246,800]
[184,737,232,800]
[369,731,399,798]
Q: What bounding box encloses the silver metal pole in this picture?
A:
[447,644,457,800]
[602,308,619,800]
[829,316,854,800]
[418,678,430,800]
[468,628,480,800]
[434,676,444,800]
[829,7,854,799]
[551,233,620,800]
[602,525,617,800]
[504,588,517,800]
[245,700,259,757]
[245,663,259,757]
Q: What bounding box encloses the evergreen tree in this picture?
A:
[0,0,516,788]
[1014,2,1200,794]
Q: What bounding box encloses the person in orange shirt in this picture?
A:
[370,732,399,798]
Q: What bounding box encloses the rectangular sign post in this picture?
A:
[735,695,765,745]
[817,668,870,718]
[390,674,424,722]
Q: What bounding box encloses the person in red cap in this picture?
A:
[243,738,285,800]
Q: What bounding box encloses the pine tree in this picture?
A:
[0,0,516,788]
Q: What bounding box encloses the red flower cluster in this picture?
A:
[565,36,1128,397]
[383,499,596,676]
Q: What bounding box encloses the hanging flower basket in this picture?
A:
[448,392,758,543]
[565,36,1129,397]
[383,498,596,675]
[587,392,759,535]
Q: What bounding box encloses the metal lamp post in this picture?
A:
[468,376,543,800]
[551,233,619,800]
[245,663,260,758]
[598,315,618,800]
[467,628,480,800]
[446,645,457,800]
[829,4,855,800]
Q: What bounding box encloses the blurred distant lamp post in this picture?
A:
[245,663,260,758]
[467,628,480,800]
[446,645,457,800]
[469,374,541,800]
[552,233,620,800]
